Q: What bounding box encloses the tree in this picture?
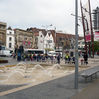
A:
[92,41,99,52]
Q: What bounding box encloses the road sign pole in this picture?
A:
[75,0,79,89]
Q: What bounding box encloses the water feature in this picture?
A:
[50,64,63,70]
[0,62,68,85]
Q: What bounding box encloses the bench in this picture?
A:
[81,68,99,82]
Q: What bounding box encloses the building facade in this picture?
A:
[14,29,35,49]
[6,27,15,51]
[93,7,99,30]
[27,28,55,51]
[93,7,99,41]
[27,27,84,52]
[0,22,7,46]
[56,33,76,52]
[27,28,46,49]
[38,30,55,50]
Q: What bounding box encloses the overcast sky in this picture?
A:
[0,0,99,36]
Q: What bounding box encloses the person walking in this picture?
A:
[83,53,88,65]
[57,53,61,64]
[17,48,21,61]
[65,53,69,64]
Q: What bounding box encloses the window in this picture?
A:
[9,37,12,41]
[47,40,52,43]
[78,42,80,44]
[78,46,80,48]
[82,42,85,44]
[24,37,27,40]
[59,38,62,41]
[9,43,12,48]
[9,32,12,34]
[29,37,32,41]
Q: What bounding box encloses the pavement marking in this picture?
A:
[0,83,37,96]
[0,75,67,96]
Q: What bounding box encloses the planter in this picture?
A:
[0,60,8,63]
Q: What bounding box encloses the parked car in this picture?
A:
[48,51,58,57]
[97,51,99,55]
[0,50,12,57]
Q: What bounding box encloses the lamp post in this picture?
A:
[75,0,79,89]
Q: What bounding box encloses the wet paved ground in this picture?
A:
[0,56,99,99]
[0,68,99,99]
[0,85,25,92]
[71,79,99,99]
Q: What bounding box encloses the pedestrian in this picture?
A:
[50,55,53,64]
[57,53,61,64]
[68,56,71,64]
[17,49,21,61]
[65,53,69,64]
[72,57,75,64]
[83,53,88,65]
[33,53,36,61]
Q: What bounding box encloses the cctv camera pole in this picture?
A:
[75,0,79,89]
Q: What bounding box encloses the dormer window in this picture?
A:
[9,37,12,41]
[9,32,12,34]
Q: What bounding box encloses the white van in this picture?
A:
[0,50,12,57]
[48,51,58,57]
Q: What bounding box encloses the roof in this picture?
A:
[26,27,83,42]
[14,28,33,34]
[0,22,7,26]
[27,27,47,37]
[56,32,75,39]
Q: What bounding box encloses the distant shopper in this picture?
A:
[17,49,21,61]
[68,56,71,64]
[65,53,69,64]
[72,57,75,64]
[57,53,61,64]
[83,53,88,65]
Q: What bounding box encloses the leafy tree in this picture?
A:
[93,41,99,52]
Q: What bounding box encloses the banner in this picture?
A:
[85,31,91,41]
[81,0,94,57]
[95,31,99,40]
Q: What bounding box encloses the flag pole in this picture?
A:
[88,0,94,58]
[80,1,87,54]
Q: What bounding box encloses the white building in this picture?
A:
[38,30,55,51]
[78,39,85,50]
[94,30,99,41]
[38,31,45,50]
[6,27,15,51]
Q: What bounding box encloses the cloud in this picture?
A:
[0,0,98,35]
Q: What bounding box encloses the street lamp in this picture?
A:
[75,0,79,89]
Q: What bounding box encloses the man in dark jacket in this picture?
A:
[83,53,88,65]
[57,53,61,64]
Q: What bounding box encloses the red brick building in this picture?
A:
[27,27,83,50]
